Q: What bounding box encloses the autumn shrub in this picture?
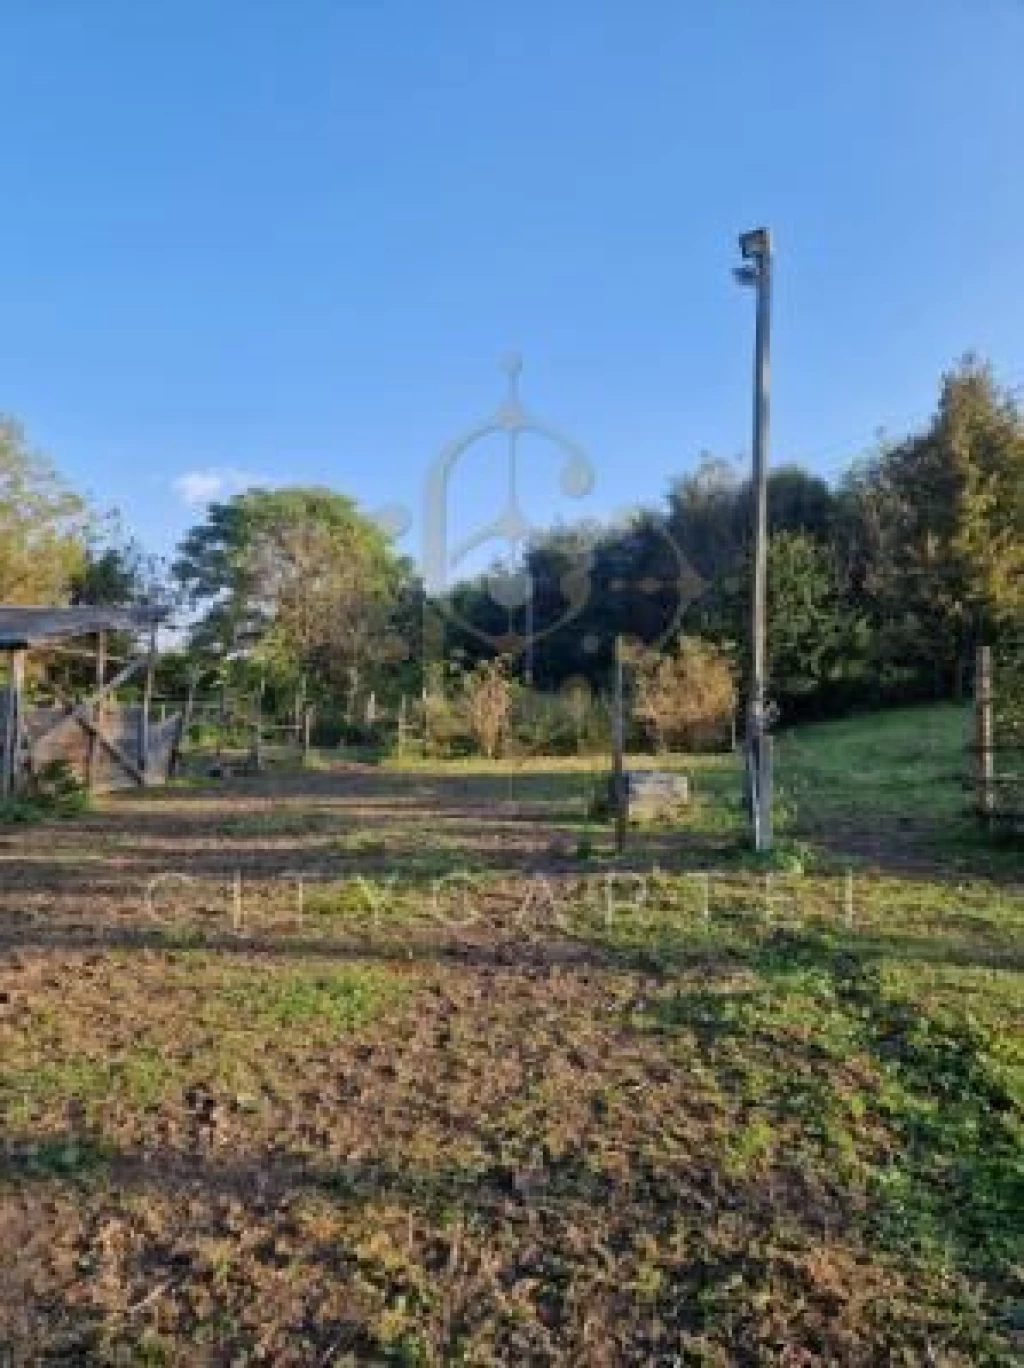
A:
[633,637,736,752]
[463,659,513,759]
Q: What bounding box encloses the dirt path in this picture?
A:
[1,767,1020,1364]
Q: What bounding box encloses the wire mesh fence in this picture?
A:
[972,637,1024,833]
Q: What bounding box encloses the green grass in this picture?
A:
[215,964,402,1032]
[0,960,406,1130]
[2,1047,174,1118]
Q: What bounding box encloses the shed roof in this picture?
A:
[0,605,165,649]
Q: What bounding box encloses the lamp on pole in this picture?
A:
[734,226,773,852]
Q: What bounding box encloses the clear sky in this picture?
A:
[1,0,1022,575]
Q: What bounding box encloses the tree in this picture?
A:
[0,417,87,604]
[765,531,850,710]
[174,487,409,696]
[71,517,171,610]
[937,360,1023,630]
[854,359,1024,694]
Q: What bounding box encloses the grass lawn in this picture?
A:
[0,704,1021,1364]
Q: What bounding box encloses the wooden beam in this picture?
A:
[74,708,146,787]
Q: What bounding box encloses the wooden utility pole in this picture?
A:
[976,645,995,829]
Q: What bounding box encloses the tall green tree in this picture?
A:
[764,531,851,710]
[855,359,1024,693]
[0,417,87,604]
[174,487,410,696]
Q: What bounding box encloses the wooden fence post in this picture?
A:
[217,679,228,759]
[2,648,25,799]
[138,624,157,783]
[294,674,307,750]
[87,630,107,793]
[397,694,407,757]
[252,677,265,772]
[612,635,627,854]
[170,668,198,777]
[302,705,313,766]
[976,644,995,830]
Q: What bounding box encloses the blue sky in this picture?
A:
[1,0,1022,577]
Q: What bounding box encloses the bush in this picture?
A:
[463,659,513,759]
[422,690,473,759]
[632,637,736,752]
[509,686,610,756]
[0,759,88,824]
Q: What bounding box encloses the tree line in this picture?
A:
[0,356,1020,733]
[448,356,1022,721]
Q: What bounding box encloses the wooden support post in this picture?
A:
[976,644,995,830]
[2,648,25,799]
[138,624,157,783]
[87,631,107,793]
[612,635,627,855]
[302,704,313,766]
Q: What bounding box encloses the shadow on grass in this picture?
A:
[632,927,1022,1299]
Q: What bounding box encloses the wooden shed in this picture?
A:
[0,605,181,797]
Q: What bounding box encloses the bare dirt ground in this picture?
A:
[1,744,1021,1365]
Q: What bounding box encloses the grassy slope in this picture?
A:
[0,703,1021,1365]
